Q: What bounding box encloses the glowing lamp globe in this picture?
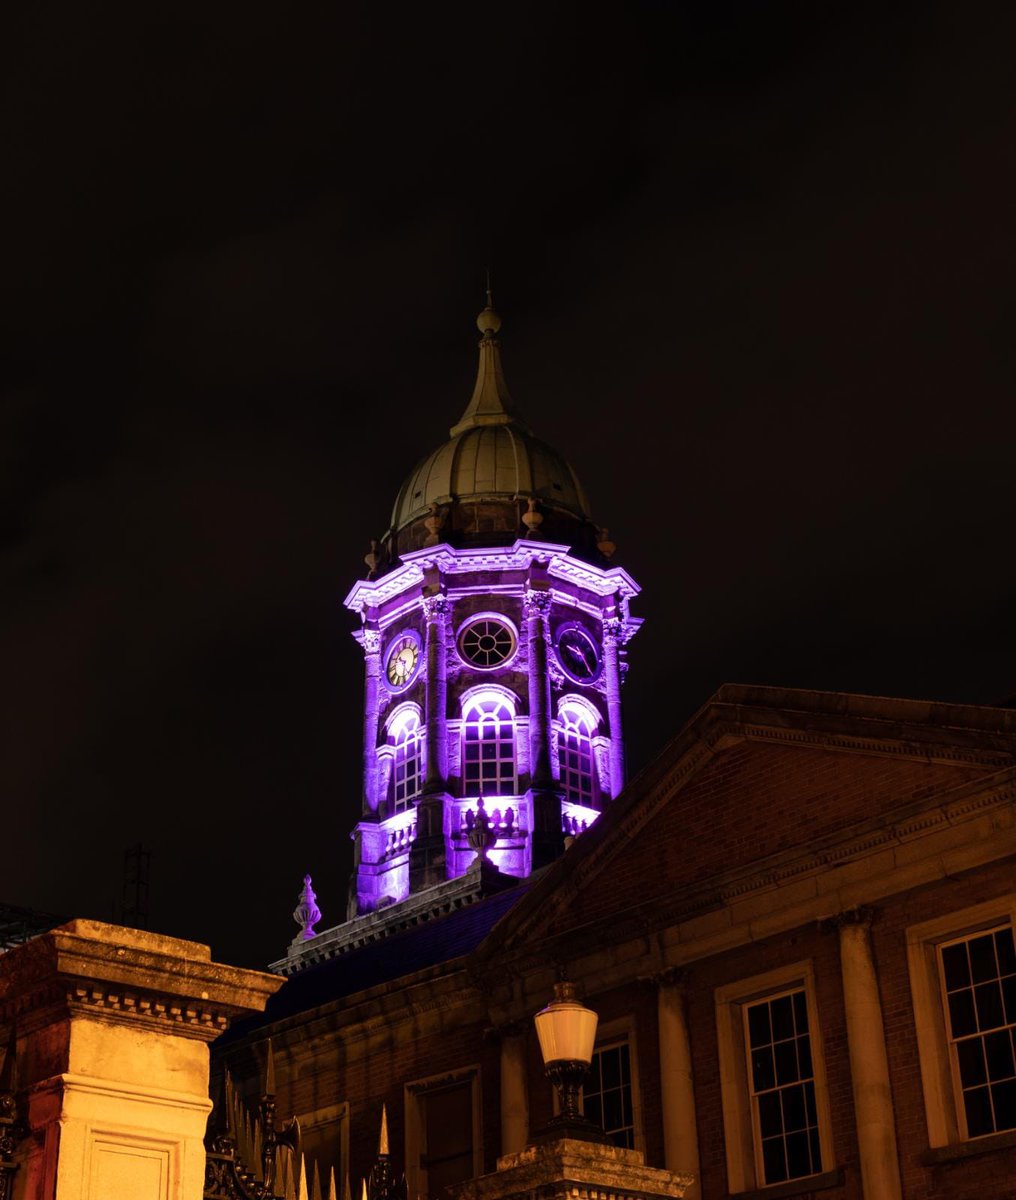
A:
[534,981,598,1066]
[532,982,607,1143]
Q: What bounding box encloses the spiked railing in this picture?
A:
[205,1043,339,1200]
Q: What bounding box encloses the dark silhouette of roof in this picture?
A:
[219,883,530,1043]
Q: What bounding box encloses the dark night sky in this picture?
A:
[3,3,1015,967]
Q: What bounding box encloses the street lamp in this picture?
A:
[533,981,607,1143]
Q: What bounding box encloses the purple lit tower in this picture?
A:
[342,295,642,918]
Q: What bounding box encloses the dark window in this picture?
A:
[421,1080,474,1199]
[744,989,822,1185]
[940,926,1016,1138]
[585,1041,635,1149]
[559,707,595,807]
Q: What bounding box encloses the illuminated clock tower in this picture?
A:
[343,295,641,916]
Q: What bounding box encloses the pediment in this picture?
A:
[476,684,1016,960]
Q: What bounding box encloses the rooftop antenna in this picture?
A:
[117,843,151,929]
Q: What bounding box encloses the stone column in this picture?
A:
[602,616,626,796]
[524,587,563,869]
[656,973,700,1200]
[837,909,903,1200]
[524,588,554,788]
[422,593,450,795]
[499,1023,529,1156]
[0,919,282,1200]
[411,593,451,890]
[361,626,382,813]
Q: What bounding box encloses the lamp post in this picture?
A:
[532,982,608,1144]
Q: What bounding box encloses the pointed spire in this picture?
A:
[379,1103,389,1156]
[449,282,525,437]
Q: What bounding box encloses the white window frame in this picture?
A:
[404,1065,483,1200]
[583,1016,644,1153]
[906,894,1016,1149]
[715,961,835,1194]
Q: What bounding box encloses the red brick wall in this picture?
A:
[577,742,986,926]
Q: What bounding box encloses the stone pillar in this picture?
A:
[837,909,903,1200]
[499,1024,529,1156]
[524,588,563,869]
[602,616,626,796]
[361,626,382,813]
[412,593,451,889]
[656,973,700,1200]
[524,589,554,788]
[422,593,450,795]
[0,919,282,1200]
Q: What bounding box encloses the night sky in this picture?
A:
[4,4,1015,968]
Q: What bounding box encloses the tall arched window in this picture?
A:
[559,705,596,806]
[389,710,422,812]
[462,693,516,797]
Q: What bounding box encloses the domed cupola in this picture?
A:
[381,295,605,566]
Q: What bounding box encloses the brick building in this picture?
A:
[217,301,1016,1200]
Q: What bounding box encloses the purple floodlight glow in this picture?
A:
[345,539,640,913]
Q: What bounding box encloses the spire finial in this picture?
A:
[379,1103,389,1156]
[477,270,501,336]
[292,874,321,942]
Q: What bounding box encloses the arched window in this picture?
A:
[389,709,423,812]
[559,705,596,806]
[462,693,516,797]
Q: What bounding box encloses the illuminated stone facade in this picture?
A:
[341,300,640,916]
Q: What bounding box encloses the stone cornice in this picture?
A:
[0,921,282,1043]
[475,764,1016,992]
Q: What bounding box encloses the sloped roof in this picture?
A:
[219,882,530,1042]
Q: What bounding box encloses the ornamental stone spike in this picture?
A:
[293,874,322,942]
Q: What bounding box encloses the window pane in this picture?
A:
[1003,976,1016,1025]
[964,1086,994,1138]
[771,996,794,1042]
[785,1130,811,1178]
[991,1079,1016,1132]
[957,1037,988,1087]
[751,1047,776,1092]
[996,929,1016,976]
[781,1085,806,1133]
[748,1004,771,1049]
[797,1034,813,1079]
[601,1048,621,1090]
[942,943,971,991]
[761,1137,787,1184]
[975,982,1005,1032]
[969,935,998,985]
[948,990,978,1038]
[758,1092,782,1139]
[984,1030,1015,1082]
[774,1041,799,1086]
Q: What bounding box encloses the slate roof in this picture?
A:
[220,882,530,1043]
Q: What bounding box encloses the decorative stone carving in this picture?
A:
[362,628,382,656]
[292,875,322,942]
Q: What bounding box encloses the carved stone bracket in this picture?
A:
[422,595,449,622]
[523,589,553,620]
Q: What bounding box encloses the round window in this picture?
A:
[458,617,517,669]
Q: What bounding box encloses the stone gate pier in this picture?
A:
[0,919,282,1200]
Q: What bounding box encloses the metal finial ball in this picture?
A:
[477,305,501,334]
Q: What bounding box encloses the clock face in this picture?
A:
[555,626,601,683]
[385,634,421,690]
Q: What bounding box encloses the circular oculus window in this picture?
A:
[458,617,517,669]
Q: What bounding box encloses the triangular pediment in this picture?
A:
[475,684,1016,960]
